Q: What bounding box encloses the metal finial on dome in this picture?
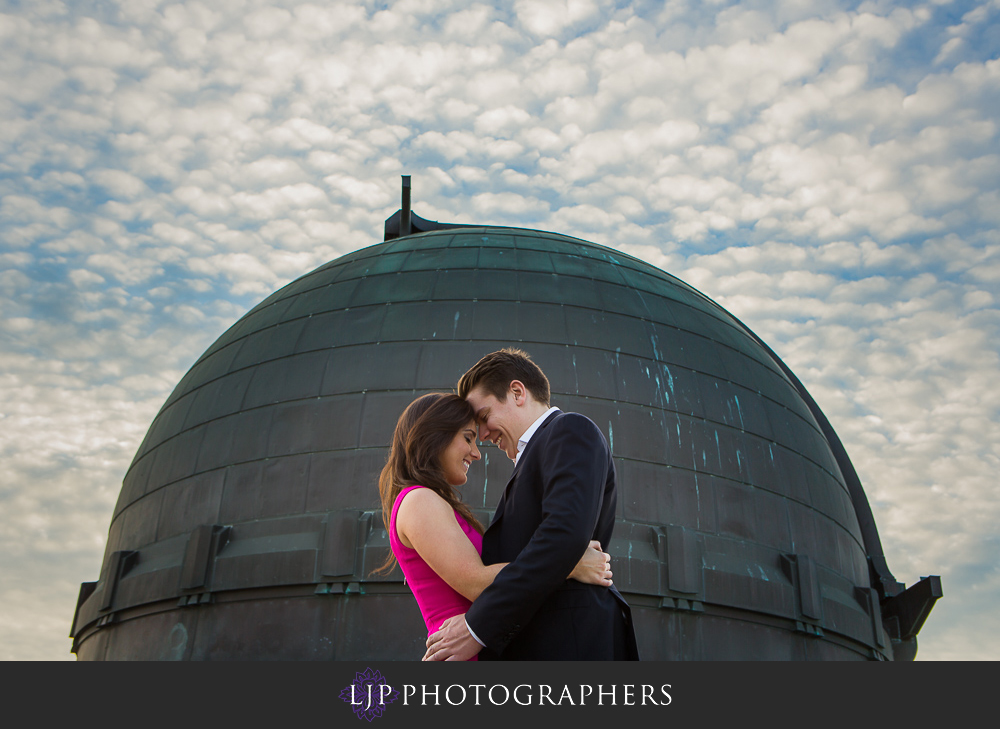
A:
[399,175,411,237]
[382,175,464,241]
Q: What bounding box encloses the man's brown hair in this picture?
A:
[457,348,551,406]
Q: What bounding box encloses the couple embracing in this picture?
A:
[376,348,639,661]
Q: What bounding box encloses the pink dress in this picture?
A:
[390,485,483,659]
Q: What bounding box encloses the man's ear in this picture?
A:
[509,380,527,405]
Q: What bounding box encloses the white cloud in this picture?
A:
[89,168,148,199]
[442,4,494,37]
[514,0,601,38]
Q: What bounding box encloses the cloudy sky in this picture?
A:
[1,0,997,661]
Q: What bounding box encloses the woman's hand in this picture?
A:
[568,540,613,586]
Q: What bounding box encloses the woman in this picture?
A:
[375,393,613,656]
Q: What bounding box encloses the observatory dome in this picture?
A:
[71,225,937,660]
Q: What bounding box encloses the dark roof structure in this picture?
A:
[71,179,940,660]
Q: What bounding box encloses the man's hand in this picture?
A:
[423,614,483,661]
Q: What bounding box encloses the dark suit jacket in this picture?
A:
[465,410,639,660]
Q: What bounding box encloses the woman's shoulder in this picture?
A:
[395,486,451,548]
[396,485,450,514]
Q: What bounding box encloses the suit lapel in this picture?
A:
[487,411,560,528]
[488,466,518,528]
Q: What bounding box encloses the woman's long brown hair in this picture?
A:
[373,393,484,575]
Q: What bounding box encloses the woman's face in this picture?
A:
[440,421,481,486]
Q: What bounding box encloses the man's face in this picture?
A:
[465,385,523,462]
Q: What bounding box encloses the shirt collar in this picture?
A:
[515,406,560,466]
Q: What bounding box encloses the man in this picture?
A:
[423,348,639,661]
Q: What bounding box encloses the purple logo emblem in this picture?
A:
[339,667,399,721]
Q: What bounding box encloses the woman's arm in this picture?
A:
[396,489,613,602]
[395,487,504,602]
[569,540,613,586]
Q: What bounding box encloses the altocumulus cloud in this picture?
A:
[0,0,997,660]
